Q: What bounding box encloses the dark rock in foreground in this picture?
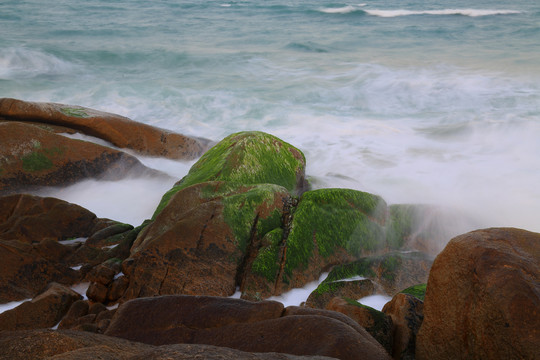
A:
[105,295,391,360]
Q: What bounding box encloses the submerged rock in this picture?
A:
[0,97,210,160]
[416,228,540,360]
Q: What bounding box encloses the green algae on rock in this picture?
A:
[400,283,427,301]
[152,131,307,218]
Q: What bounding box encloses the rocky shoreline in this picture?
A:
[0,99,538,359]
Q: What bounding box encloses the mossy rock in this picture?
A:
[322,251,433,296]
[306,278,376,309]
[250,228,284,283]
[281,188,387,284]
[400,283,427,301]
[153,131,307,218]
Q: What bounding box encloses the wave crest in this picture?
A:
[364,9,521,18]
[0,47,80,79]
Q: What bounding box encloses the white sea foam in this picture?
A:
[268,273,328,307]
[357,294,392,311]
[364,9,521,18]
[318,5,359,14]
[0,47,81,79]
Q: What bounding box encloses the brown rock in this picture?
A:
[86,282,108,303]
[105,295,390,360]
[0,97,210,160]
[0,121,155,194]
[58,300,89,329]
[416,228,540,360]
[0,193,107,243]
[327,297,394,355]
[107,275,129,302]
[0,239,79,302]
[382,293,424,360]
[0,329,336,360]
[0,282,81,330]
[123,182,290,300]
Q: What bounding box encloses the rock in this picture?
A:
[105,295,390,359]
[0,97,210,160]
[86,282,108,303]
[327,297,394,355]
[320,251,433,297]
[0,121,155,194]
[242,188,388,300]
[152,131,307,217]
[0,239,79,302]
[0,282,81,330]
[58,300,89,329]
[306,278,376,309]
[0,193,110,244]
[123,181,290,299]
[416,228,540,360]
[0,329,336,360]
[85,223,134,248]
[382,293,424,360]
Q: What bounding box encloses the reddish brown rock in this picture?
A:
[0,329,336,360]
[0,121,156,194]
[123,181,290,300]
[0,193,110,243]
[382,293,424,360]
[105,295,390,359]
[416,228,540,360]
[0,282,81,331]
[0,239,79,302]
[0,97,210,160]
[327,297,394,355]
[58,300,90,330]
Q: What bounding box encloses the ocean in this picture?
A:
[1,0,539,237]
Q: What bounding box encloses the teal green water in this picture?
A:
[1,0,539,231]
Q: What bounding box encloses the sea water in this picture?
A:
[1,0,539,237]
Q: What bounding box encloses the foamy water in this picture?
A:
[1,0,539,239]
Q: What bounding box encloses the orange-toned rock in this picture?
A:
[416,228,540,360]
[0,282,81,330]
[0,121,153,194]
[0,97,210,160]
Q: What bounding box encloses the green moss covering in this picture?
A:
[60,107,89,118]
[386,204,417,249]
[400,283,427,301]
[21,151,53,172]
[251,228,283,282]
[152,131,305,218]
[282,188,386,280]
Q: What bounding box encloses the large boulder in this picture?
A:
[123,181,291,299]
[152,131,308,217]
[0,329,336,360]
[0,282,81,330]
[416,228,540,360]
[0,121,154,194]
[105,295,391,360]
[0,97,209,160]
